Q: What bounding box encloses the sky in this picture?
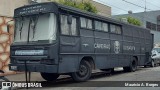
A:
[94,0,160,15]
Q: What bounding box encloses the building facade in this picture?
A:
[0,0,29,17]
[0,0,111,17]
[47,0,111,17]
[113,11,160,47]
[0,0,25,75]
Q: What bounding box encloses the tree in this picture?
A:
[127,16,142,26]
[49,0,98,13]
[118,16,142,26]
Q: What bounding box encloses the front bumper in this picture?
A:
[9,64,58,73]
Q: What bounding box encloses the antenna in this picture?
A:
[143,0,147,28]
[145,0,147,12]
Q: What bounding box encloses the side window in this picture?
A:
[110,24,122,34]
[61,15,77,35]
[80,17,92,29]
[71,17,77,35]
[95,21,102,30]
[102,23,109,32]
[95,20,108,32]
[61,15,69,35]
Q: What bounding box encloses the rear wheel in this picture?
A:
[71,61,91,82]
[41,73,59,81]
[123,58,137,72]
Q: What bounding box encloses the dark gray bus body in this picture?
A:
[9,2,153,74]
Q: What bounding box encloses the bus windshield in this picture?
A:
[14,13,57,43]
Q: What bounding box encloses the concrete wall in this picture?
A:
[91,1,111,17]
[0,16,15,75]
[0,0,29,17]
[0,0,29,75]
[151,30,160,46]
[113,11,160,47]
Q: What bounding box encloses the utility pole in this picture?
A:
[143,0,147,28]
[145,0,147,12]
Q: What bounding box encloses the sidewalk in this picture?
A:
[5,72,45,81]
[4,68,123,82]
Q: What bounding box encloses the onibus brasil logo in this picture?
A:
[1,82,42,89]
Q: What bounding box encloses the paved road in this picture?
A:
[5,66,160,90]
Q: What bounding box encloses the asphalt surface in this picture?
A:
[4,66,160,90]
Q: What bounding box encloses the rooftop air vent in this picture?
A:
[28,0,42,4]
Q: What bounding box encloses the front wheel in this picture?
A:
[41,73,59,81]
[71,61,92,82]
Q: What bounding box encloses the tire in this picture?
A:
[41,73,59,81]
[123,67,130,72]
[150,60,155,67]
[144,65,147,68]
[71,61,92,82]
[123,58,137,72]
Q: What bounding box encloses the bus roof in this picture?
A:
[14,2,150,31]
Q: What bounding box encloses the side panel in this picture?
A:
[110,34,123,67]
[80,29,94,53]
[58,12,153,73]
[59,36,80,73]
[94,31,110,69]
[58,55,79,73]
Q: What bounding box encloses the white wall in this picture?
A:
[0,0,29,17]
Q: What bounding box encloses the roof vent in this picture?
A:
[120,18,128,23]
[28,0,42,4]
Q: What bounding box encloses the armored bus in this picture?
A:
[9,2,153,82]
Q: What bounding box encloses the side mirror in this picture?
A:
[67,15,72,24]
[7,25,10,33]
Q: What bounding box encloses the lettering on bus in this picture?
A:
[19,5,46,15]
[94,43,110,49]
[123,46,136,51]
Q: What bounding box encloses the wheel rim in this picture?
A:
[77,64,88,77]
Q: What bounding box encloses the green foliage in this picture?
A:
[118,16,142,26]
[49,0,98,13]
[127,16,142,26]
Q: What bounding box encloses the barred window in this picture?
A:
[80,17,92,29]
[95,21,108,32]
[110,24,122,34]
[61,15,77,35]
